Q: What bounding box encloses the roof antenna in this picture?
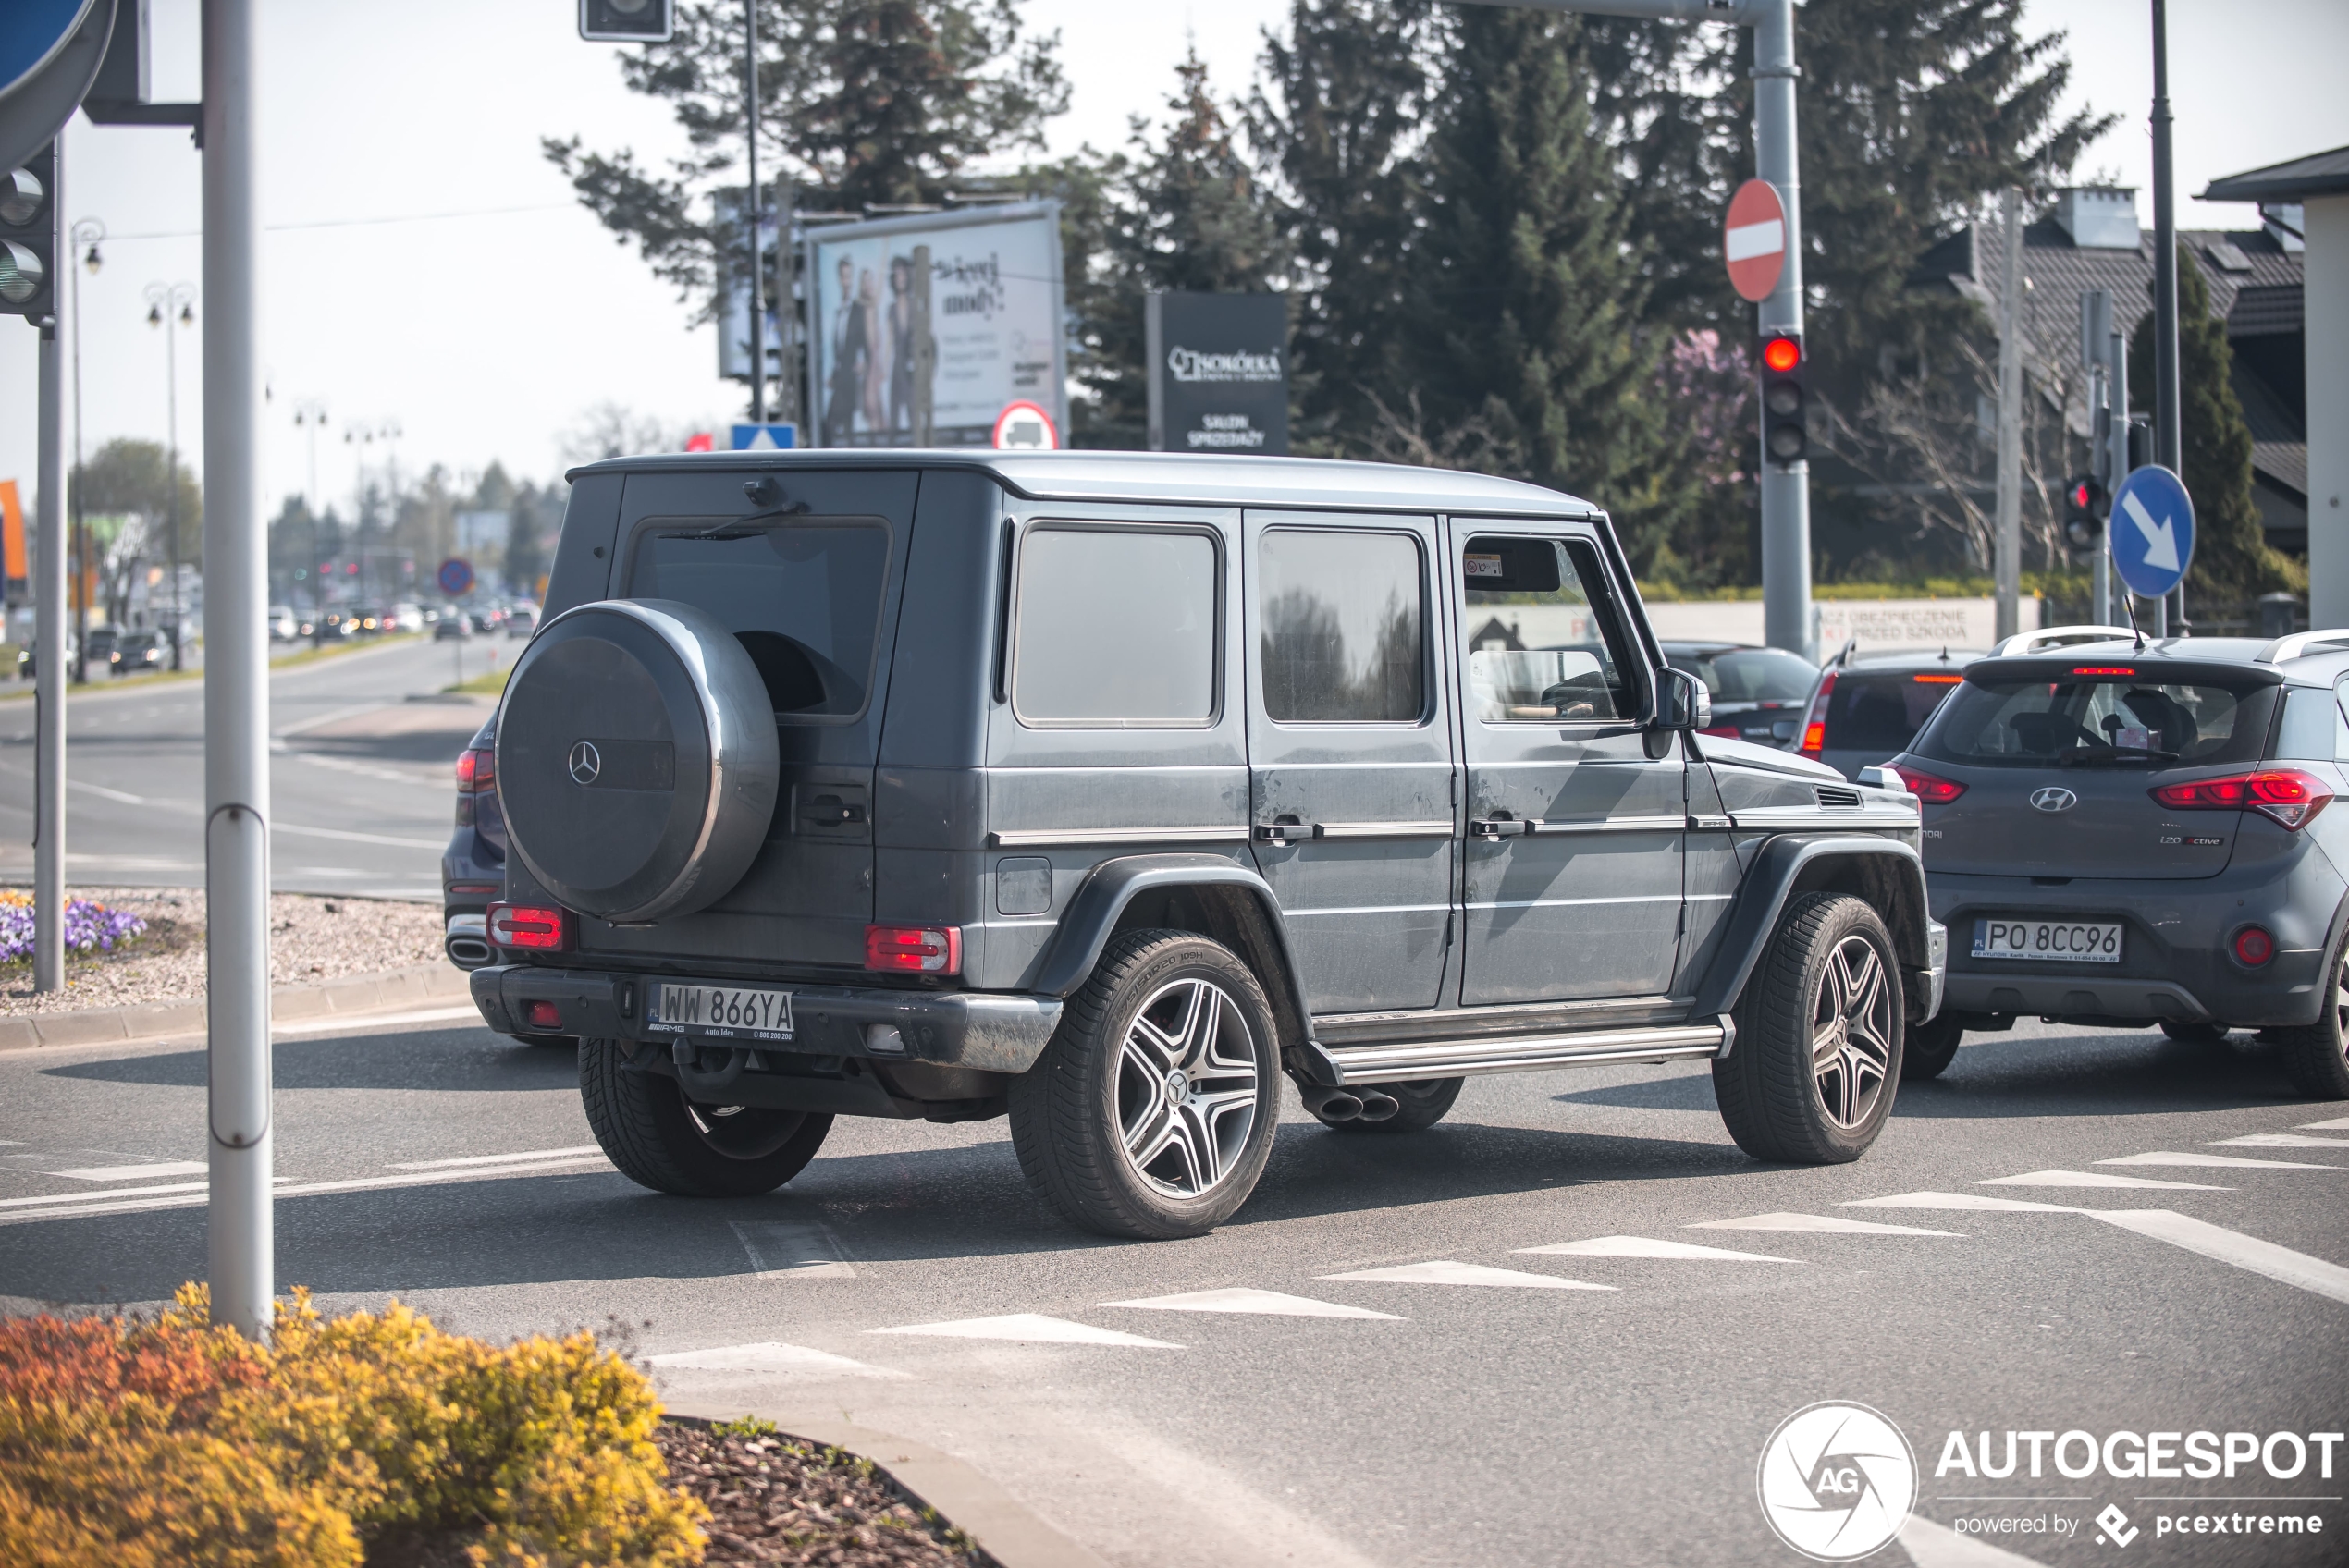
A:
[2121,592,2146,652]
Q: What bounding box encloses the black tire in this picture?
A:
[1008,930,1281,1239]
[2159,1020,2233,1046]
[579,1038,831,1196]
[1322,1077,1465,1133]
[2270,928,2349,1099]
[1713,893,1904,1164]
[1901,1014,1963,1081]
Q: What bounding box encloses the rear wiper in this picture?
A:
[2055,745,2179,766]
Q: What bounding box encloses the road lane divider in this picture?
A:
[0,1151,615,1227]
[1321,1261,1614,1290]
[648,1341,912,1380]
[391,1145,602,1170]
[2078,1209,2349,1306]
[2098,1151,2338,1170]
[869,1315,1181,1349]
[1516,1236,1802,1263]
[1691,1210,1965,1233]
[1100,1288,1398,1318]
[1981,1170,2231,1191]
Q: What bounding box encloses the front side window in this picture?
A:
[628,519,890,717]
[1258,530,1426,723]
[1916,675,2281,769]
[1014,526,1219,726]
[1462,535,1637,723]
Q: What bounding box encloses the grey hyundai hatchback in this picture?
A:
[1889,631,2349,1095]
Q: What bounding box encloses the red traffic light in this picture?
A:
[1762,337,1801,374]
[2069,480,2093,509]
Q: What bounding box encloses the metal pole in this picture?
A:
[744,0,765,426]
[2148,0,2180,481]
[164,289,186,670]
[1752,0,1811,657]
[34,143,66,994]
[2109,326,2132,628]
[203,0,273,1343]
[1993,187,2023,641]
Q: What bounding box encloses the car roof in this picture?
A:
[564,448,1601,521]
[1969,633,2349,685]
[1839,650,1979,672]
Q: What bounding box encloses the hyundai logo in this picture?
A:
[567,741,602,786]
[2029,786,2077,814]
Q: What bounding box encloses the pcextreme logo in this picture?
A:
[1758,1403,1919,1561]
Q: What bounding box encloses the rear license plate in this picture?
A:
[647,982,794,1041]
[1972,919,2123,963]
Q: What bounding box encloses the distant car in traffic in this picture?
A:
[389,603,425,633]
[433,615,471,641]
[83,626,120,665]
[504,607,537,638]
[109,631,166,676]
[1795,646,1977,780]
[1661,640,1816,750]
[268,605,298,641]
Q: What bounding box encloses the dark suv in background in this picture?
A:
[1797,646,1975,780]
[1661,640,1816,749]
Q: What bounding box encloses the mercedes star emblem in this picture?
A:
[567,740,602,786]
[2029,785,2077,813]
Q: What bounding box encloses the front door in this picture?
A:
[1453,525,1685,1005]
[1244,513,1457,1014]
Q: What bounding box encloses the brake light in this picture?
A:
[524,999,564,1029]
[1799,669,1836,758]
[488,903,572,951]
[1912,673,1962,684]
[2150,768,2333,829]
[866,924,961,974]
[2071,668,2137,677]
[1890,764,1966,803]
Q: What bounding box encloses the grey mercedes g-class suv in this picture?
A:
[470,452,1946,1238]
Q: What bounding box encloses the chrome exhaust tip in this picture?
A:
[445,937,492,968]
[1300,1084,1363,1122]
[1354,1090,1401,1123]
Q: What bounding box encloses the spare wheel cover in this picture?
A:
[495,598,779,923]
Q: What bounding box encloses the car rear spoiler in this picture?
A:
[1988,625,2138,657]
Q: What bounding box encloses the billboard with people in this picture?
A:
[805,202,1067,447]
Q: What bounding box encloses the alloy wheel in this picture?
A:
[1115,976,1261,1198]
[1812,935,1893,1129]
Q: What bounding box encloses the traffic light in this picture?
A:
[0,143,55,321]
[2062,474,2107,553]
[579,0,673,41]
[1759,334,1805,464]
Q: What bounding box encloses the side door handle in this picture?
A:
[1469,816,1529,840]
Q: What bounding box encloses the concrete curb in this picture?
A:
[0,962,473,1052]
[664,1403,1111,1568]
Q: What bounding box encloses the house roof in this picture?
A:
[2203,146,2349,202]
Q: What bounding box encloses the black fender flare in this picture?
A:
[1692,834,1932,1021]
[1031,853,1312,1049]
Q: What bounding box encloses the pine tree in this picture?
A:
[2129,250,2302,609]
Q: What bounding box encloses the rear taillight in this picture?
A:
[1799,670,1836,758]
[1699,724,1740,739]
[2149,768,2333,830]
[456,747,496,827]
[488,903,572,951]
[866,924,961,974]
[1890,764,1966,803]
[523,999,565,1029]
[2232,927,2276,967]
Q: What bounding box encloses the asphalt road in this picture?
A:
[2,1013,2343,1568]
[0,634,510,900]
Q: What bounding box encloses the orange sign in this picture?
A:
[0,480,22,582]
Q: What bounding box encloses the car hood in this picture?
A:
[1697,734,1841,781]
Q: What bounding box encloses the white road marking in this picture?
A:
[274,822,449,850]
[1516,1235,1801,1263]
[647,1341,910,1379]
[1844,1192,2076,1213]
[868,1314,1182,1348]
[68,778,152,805]
[2210,1133,2349,1148]
[0,1180,217,1210]
[51,1161,210,1182]
[1982,1169,2229,1191]
[0,1154,618,1227]
[274,1006,486,1037]
[2081,1209,2349,1306]
[1101,1288,1400,1319]
[1899,1512,2052,1566]
[1691,1211,1963,1234]
[731,1219,855,1279]
[2301,1116,2349,1130]
[2099,1151,2338,1170]
[392,1145,603,1170]
[1320,1261,1615,1291]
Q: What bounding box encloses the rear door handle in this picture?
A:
[1469,817,1529,839]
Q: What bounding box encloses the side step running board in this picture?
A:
[1317,1019,1733,1085]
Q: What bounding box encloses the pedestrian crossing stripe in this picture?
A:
[1101,1288,1400,1319]
[1321,1261,1615,1291]
[1690,1211,1963,1235]
[1515,1236,1801,1263]
[1981,1169,2230,1191]
[2098,1151,2337,1170]
[868,1314,1182,1348]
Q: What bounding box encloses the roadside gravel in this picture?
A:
[0,888,442,1017]
[657,1421,984,1567]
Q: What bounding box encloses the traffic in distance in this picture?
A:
[439,449,2349,1241]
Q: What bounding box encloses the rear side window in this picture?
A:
[628,519,890,718]
[1825,672,1962,753]
[1461,534,1638,723]
[1014,525,1219,727]
[1259,529,1426,723]
[1916,676,2281,768]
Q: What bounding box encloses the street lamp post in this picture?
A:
[146,281,197,670]
[68,217,103,687]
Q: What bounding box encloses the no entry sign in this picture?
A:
[1724,179,1788,303]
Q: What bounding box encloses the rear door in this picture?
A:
[575,467,916,969]
[1453,522,1684,1004]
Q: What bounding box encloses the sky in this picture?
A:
[2,0,2344,526]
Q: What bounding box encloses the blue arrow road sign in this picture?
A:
[731,423,797,451]
[2109,464,2195,600]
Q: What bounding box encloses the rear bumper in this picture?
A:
[467,964,1063,1075]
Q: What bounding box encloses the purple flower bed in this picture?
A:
[0,899,148,964]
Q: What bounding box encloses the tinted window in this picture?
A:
[1916,676,2280,768]
[1671,645,1816,703]
[1825,672,1962,753]
[1015,526,1218,726]
[629,520,889,717]
[2275,686,2340,761]
[1462,535,1636,723]
[1259,530,1425,723]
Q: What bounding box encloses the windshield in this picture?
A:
[1824,671,1962,753]
[1914,675,2280,768]
[1670,646,1815,703]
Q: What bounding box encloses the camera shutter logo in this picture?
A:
[2031,786,2078,814]
[1756,1402,1917,1561]
[567,741,602,787]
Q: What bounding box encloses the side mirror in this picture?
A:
[1654,667,1711,732]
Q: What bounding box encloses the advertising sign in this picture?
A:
[1145,291,1288,456]
[804,202,1067,448]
